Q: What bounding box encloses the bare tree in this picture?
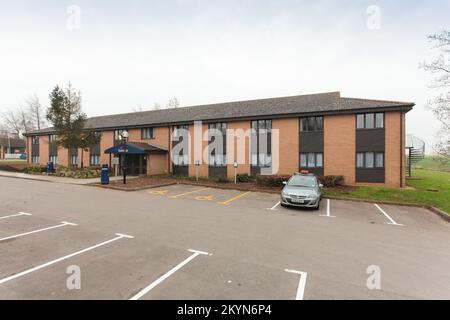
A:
[1,108,24,137]
[166,97,180,109]
[423,30,450,156]
[26,94,46,130]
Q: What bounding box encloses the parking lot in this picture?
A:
[0,176,449,300]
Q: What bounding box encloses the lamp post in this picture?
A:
[233,160,238,184]
[195,160,200,182]
[121,130,129,184]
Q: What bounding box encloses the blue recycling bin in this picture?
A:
[101,164,110,185]
[46,162,54,173]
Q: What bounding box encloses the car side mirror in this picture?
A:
[319,184,324,188]
[282,181,287,185]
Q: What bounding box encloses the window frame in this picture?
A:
[251,120,272,168]
[356,113,385,130]
[90,154,100,166]
[300,116,324,132]
[141,127,155,140]
[299,152,324,169]
[49,134,57,143]
[356,152,385,169]
[208,123,227,167]
[32,136,39,144]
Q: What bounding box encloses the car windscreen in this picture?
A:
[288,175,316,188]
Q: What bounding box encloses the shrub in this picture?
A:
[256,175,290,188]
[318,175,345,188]
[216,176,230,183]
[23,165,46,174]
[236,173,252,183]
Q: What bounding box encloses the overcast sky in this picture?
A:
[1,0,449,153]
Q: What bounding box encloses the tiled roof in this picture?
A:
[26,92,414,135]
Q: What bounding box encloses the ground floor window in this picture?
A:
[173,154,188,166]
[357,152,384,168]
[300,153,323,168]
[32,155,39,164]
[90,155,100,166]
[49,155,58,164]
[70,155,78,166]
[209,154,226,167]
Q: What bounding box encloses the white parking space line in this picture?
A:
[267,201,281,211]
[374,204,404,226]
[0,212,32,220]
[0,233,134,285]
[320,199,336,218]
[0,221,77,242]
[130,249,210,300]
[285,269,308,300]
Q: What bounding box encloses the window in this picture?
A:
[357,152,384,169]
[32,136,39,144]
[49,155,58,164]
[70,155,78,166]
[375,113,384,128]
[141,127,154,140]
[365,152,374,168]
[209,154,226,167]
[90,155,100,166]
[300,153,323,168]
[251,120,272,167]
[357,153,364,168]
[173,154,188,166]
[114,129,126,141]
[32,155,39,164]
[365,114,375,129]
[209,123,227,167]
[375,153,384,168]
[49,134,57,142]
[300,117,323,132]
[173,125,189,138]
[356,113,384,129]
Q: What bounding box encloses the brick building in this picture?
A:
[24,92,414,187]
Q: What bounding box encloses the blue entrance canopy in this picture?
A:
[104,142,168,155]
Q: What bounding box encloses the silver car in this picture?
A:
[281,173,323,210]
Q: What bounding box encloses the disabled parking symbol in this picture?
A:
[194,195,214,201]
[149,190,169,196]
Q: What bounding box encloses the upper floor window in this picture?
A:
[114,129,126,141]
[300,116,323,132]
[141,127,155,140]
[49,134,57,143]
[172,125,189,138]
[32,136,39,144]
[209,122,227,136]
[357,113,384,129]
[252,120,272,133]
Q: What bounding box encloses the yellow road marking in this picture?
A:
[219,191,251,205]
[171,188,210,199]
[148,190,169,196]
[195,195,214,201]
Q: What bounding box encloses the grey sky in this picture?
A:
[1,0,449,153]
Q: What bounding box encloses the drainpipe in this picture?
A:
[400,112,404,188]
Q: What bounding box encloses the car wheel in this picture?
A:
[315,203,320,210]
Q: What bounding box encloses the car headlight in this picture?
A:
[306,194,317,199]
[282,191,290,198]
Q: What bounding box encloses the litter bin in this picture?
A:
[101,164,110,185]
[46,162,54,174]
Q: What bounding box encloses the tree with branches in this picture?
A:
[423,30,450,156]
[46,83,99,168]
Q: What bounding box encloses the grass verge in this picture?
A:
[324,169,450,215]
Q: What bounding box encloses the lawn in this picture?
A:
[413,156,450,172]
[324,168,450,215]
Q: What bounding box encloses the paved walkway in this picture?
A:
[0,170,133,185]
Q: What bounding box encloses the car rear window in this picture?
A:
[288,175,316,188]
